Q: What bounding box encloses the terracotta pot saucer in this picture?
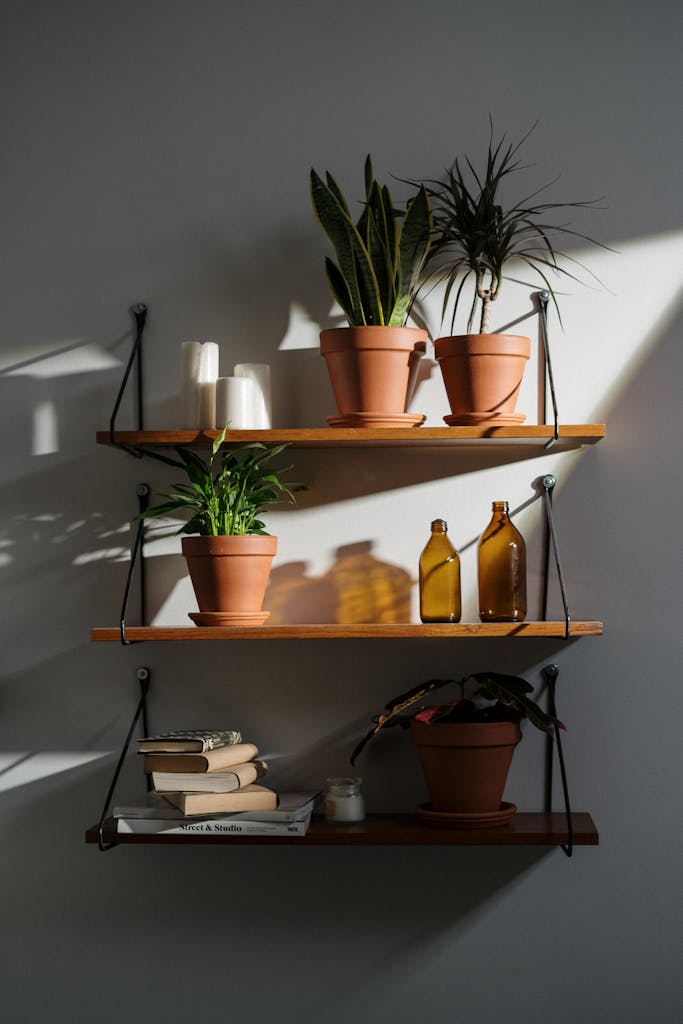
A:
[326,412,426,428]
[416,801,517,830]
[443,412,527,426]
[189,611,271,626]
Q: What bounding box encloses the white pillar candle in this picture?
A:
[233,363,272,429]
[180,341,219,429]
[215,376,255,429]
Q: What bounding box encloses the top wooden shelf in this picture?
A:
[98,425,605,450]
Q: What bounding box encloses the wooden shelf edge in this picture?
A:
[91,621,603,642]
[97,425,605,449]
[86,812,598,847]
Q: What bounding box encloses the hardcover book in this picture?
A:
[142,742,258,774]
[113,790,320,822]
[162,784,278,816]
[150,760,266,793]
[137,729,242,753]
[116,814,311,837]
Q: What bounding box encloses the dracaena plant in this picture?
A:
[310,155,432,327]
[350,672,562,764]
[421,124,605,334]
[138,428,305,536]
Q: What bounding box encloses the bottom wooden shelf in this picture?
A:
[86,812,598,847]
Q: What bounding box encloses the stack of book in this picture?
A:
[114,730,318,837]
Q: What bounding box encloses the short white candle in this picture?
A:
[233,363,272,429]
[180,341,219,429]
[215,376,256,429]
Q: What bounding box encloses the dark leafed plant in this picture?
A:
[350,672,562,763]
[138,428,305,536]
[310,155,432,327]
[422,124,605,333]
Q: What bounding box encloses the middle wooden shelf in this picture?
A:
[91,620,602,642]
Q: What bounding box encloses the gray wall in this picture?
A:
[1,2,681,1021]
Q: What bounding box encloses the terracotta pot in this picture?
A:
[410,719,521,813]
[181,535,277,613]
[320,326,427,415]
[435,334,531,426]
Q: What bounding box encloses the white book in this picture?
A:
[113,790,319,822]
[116,814,311,837]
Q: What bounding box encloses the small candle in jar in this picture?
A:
[324,777,365,822]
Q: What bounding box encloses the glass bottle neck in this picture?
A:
[431,519,448,534]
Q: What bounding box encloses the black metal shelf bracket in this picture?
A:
[543,663,574,858]
[540,473,571,638]
[120,483,150,645]
[109,302,148,458]
[97,667,151,852]
[534,290,560,446]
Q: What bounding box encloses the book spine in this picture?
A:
[117,817,310,836]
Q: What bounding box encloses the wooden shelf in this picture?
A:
[97,425,605,450]
[91,621,603,642]
[87,812,598,846]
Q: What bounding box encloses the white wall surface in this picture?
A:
[1,2,681,1021]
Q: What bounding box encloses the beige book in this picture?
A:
[151,760,266,793]
[163,784,278,817]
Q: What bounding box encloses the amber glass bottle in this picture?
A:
[477,501,527,621]
[419,519,461,622]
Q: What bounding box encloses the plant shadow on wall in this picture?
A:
[265,541,412,625]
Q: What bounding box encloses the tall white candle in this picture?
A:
[233,363,272,429]
[180,341,219,429]
[215,376,255,429]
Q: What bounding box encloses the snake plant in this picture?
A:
[310,155,432,327]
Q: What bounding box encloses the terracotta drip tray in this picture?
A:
[327,413,426,428]
[416,801,517,829]
[189,611,271,626]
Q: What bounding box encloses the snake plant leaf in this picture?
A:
[310,168,362,318]
[325,172,351,217]
[347,226,384,325]
[325,257,355,321]
[391,185,432,325]
[312,157,432,328]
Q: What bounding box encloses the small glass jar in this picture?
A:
[324,777,365,823]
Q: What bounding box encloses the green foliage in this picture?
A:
[310,155,432,327]
[422,123,606,333]
[138,428,306,536]
[350,671,561,764]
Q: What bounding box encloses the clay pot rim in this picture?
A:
[410,718,522,748]
[181,534,278,555]
[321,325,428,354]
[434,333,531,358]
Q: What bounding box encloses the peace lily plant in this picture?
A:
[140,429,305,625]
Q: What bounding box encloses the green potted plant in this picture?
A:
[310,155,432,426]
[421,126,603,425]
[351,672,561,828]
[139,428,305,625]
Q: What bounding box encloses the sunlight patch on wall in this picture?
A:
[32,400,59,455]
[0,751,110,793]
[1,341,121,379]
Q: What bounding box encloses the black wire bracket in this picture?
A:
[97,667,151,852]
[109,302,148,458]
[534,290,560,446]
[120,483,150,645]
[540,473,571,638]
[542,663,573,857]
